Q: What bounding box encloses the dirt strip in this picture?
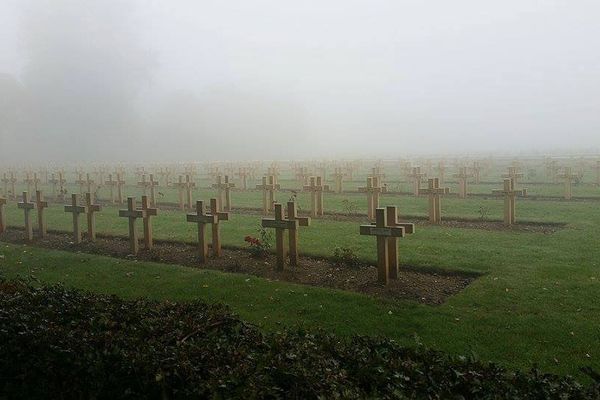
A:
[0,229,477,305]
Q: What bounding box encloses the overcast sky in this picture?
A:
[1,0,599,162]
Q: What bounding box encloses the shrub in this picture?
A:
[332,246,361,268]
[1,280,599,399]
[244,227,272,258]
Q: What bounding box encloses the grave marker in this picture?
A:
[64,194,87,244]
[34,190,48,238]
[261,203,306,270]
[139,195,158,249]
[119,197,145,255]
[453,167,473,198]
[502,167,524,187]
[236,167,249,190]
[17,192,35,242]
[303,176,329,217]
[358,176,387,220]
[186,198,229,262]
[256,176,280,214]
[331,167,345,193]
[492,178,526,225]
[420,178,449,223]
[407,167,426,196]
[212,175,235,211]
[0,197,6,234]
[360,206,414,284]
[557,167,578,200]
[84,192,101,241]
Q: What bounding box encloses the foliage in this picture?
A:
[1,280,598,400]
[332,246,361,268]
[341,198,359,215]
[478,205,491,220]
[244,226,272,258]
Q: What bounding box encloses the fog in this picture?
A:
[1,0,600,162]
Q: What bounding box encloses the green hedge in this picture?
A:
[0,280,598,399]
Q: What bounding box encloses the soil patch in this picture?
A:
[0,229,476,305]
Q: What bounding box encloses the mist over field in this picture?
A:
[1,0,600,162]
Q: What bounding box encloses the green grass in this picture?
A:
[2,173,600,378]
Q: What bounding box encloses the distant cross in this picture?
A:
[75,173,86,194]
[115,173,126,204]
[104,174,117,203]
[1,174,11,199]
[173,175,187,210]
[371,165,386,182]
[358,176,387,220]
[236,167,249,190]
[119,197,145,255]
[303,176,329,217]
[139,195,158,250]
[0,196,7,234]
[84,192,102,241]
[34,190,48,238]
[502,167,524,187]
[24,173,39,193]
[295,166,310,186]
[148,174,159,207]
[407,167,426,197]
[186,198,229,262]
[360,206,414,284]
[492,178,526,225]
[84,174,96,201]
[212,175,235,211]
[436,161,447,185]
[261,202,308,270]
[472,161,482,184]
[453,167,473,198]
[557,167,578,200]
[64,194,87,244]
[17,192,35,242]
[420,178,450,224]
[256,175,280,214]
[331,167,345,193]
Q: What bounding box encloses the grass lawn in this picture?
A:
[1,181,600,378]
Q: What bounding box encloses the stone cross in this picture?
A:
[502,167,524,187]
[256,175,280,214]
[115,173,126,204]
[137,174,158,206]
[84,192,102,241]
[18,192,35,242]
[420,178,450,224]
[139,195,158,250]
[267,165,281,182]
[303,176,329,217]
[557,167,578,200]
[492,178,526,225]
[157,167,172,187]
[183,175,196,210]
[34,190,48,238]
[119,197,145,255]
[75,173,86,194]
[84,174,96,201]
[49,173,65,199]
[64,194,87,243]
[331,167,345,193]
[285,201,310,266]
[360,206,414,284]
[186,198,229,262]
[173,175,187,210]
[358,176,387,220]
[212,175,235,211]
[453,167,473,198]
[407,167,426,196]
[0,196,7,234]
[261,202,306,270]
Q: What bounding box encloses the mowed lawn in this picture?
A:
[1,183,600,378]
